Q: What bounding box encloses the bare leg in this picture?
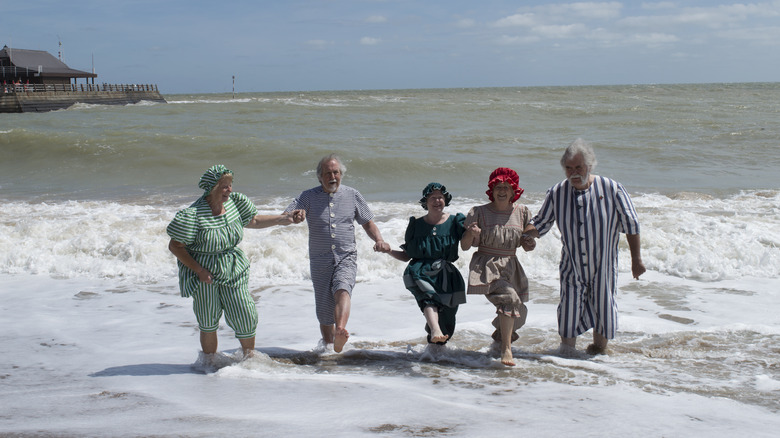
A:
[200,331,218,354]
[423,306,448,343]
[586,332,608,355]
[333,289,351,352]
[239,337,255,358]
[593,332,608,349]
[498,313,516,366]
[320,324,335,345]
[557,336,580,356]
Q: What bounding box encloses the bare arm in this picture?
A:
[168,239,212,284]
[384,248,411,262]
[460,222,480,250]
[626,233,646,279]
[520,224,538,252]
[362,220,390,252]
[523,223,540,238]
[246,210,304,229]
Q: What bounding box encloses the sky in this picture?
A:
[3,0,780,94]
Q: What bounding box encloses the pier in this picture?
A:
[1,45,166,113]
[1,83,165,112]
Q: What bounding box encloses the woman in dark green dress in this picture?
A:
[381,183,466,345]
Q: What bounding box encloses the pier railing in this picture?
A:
[2,83,160,93]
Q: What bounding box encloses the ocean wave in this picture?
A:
[1,190,778,284]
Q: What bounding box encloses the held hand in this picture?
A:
[292,209,306,224]
[279,211,296,225]
[520,234,536,252]
[197,267,213,284]
[281,210,305,224]
[632,259,646,280]
[471,224,482,246]
[466,222,481,241]
[373,241,391,252]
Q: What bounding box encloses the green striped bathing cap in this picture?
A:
[199,164,232,194]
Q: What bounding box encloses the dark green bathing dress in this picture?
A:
[401,213,467,344]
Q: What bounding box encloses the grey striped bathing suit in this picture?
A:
[285,185,374,325]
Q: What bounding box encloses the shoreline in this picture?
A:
[2,272,779,436]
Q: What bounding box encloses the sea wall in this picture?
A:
[0,87,165,113]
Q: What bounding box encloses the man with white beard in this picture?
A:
[285,154,390,352]
[524,138,646,355]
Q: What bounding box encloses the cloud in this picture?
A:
[496,35,541,45]
[717,25,780,45]
[306,40,334,48]
[494,2,622,26]
[493,13,536,28]
[456,18,476,28]
[544,2,623,20]
[533,23,589,39]
[628,32,679,46]
[641,2,676,11]
[623,2,780,30]
[12,0,779,92]
[488,1,780,51]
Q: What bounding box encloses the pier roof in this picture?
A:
[1,45,97,79]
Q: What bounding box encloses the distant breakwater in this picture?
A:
[0,83,165,112]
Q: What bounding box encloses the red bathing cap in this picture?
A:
[486,167,523,202]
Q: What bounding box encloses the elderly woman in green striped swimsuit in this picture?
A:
[167,165,304,358]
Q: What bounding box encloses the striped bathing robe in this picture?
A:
[531,176,640,339]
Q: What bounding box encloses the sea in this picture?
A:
[1,83,779,437]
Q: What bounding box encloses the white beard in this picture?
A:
[324,180,339,193]
[569,171,590,189]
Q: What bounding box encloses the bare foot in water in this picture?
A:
[501,346,515,366]
[430,331,449,344]
[586,343,607,355]
[334,327,349,353]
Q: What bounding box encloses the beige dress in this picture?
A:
[465,203,531,327]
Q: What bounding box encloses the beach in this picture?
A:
[1,84,779,437]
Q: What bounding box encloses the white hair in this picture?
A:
[560,138,597,170]
[316,154,347,181]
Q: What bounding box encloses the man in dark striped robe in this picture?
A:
[526,138,646,355]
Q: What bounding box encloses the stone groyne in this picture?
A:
[0,83,165,113]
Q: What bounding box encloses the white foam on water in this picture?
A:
[1,182,779,435]
[2,271,778,436]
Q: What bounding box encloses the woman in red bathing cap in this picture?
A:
[460,167,536,366]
